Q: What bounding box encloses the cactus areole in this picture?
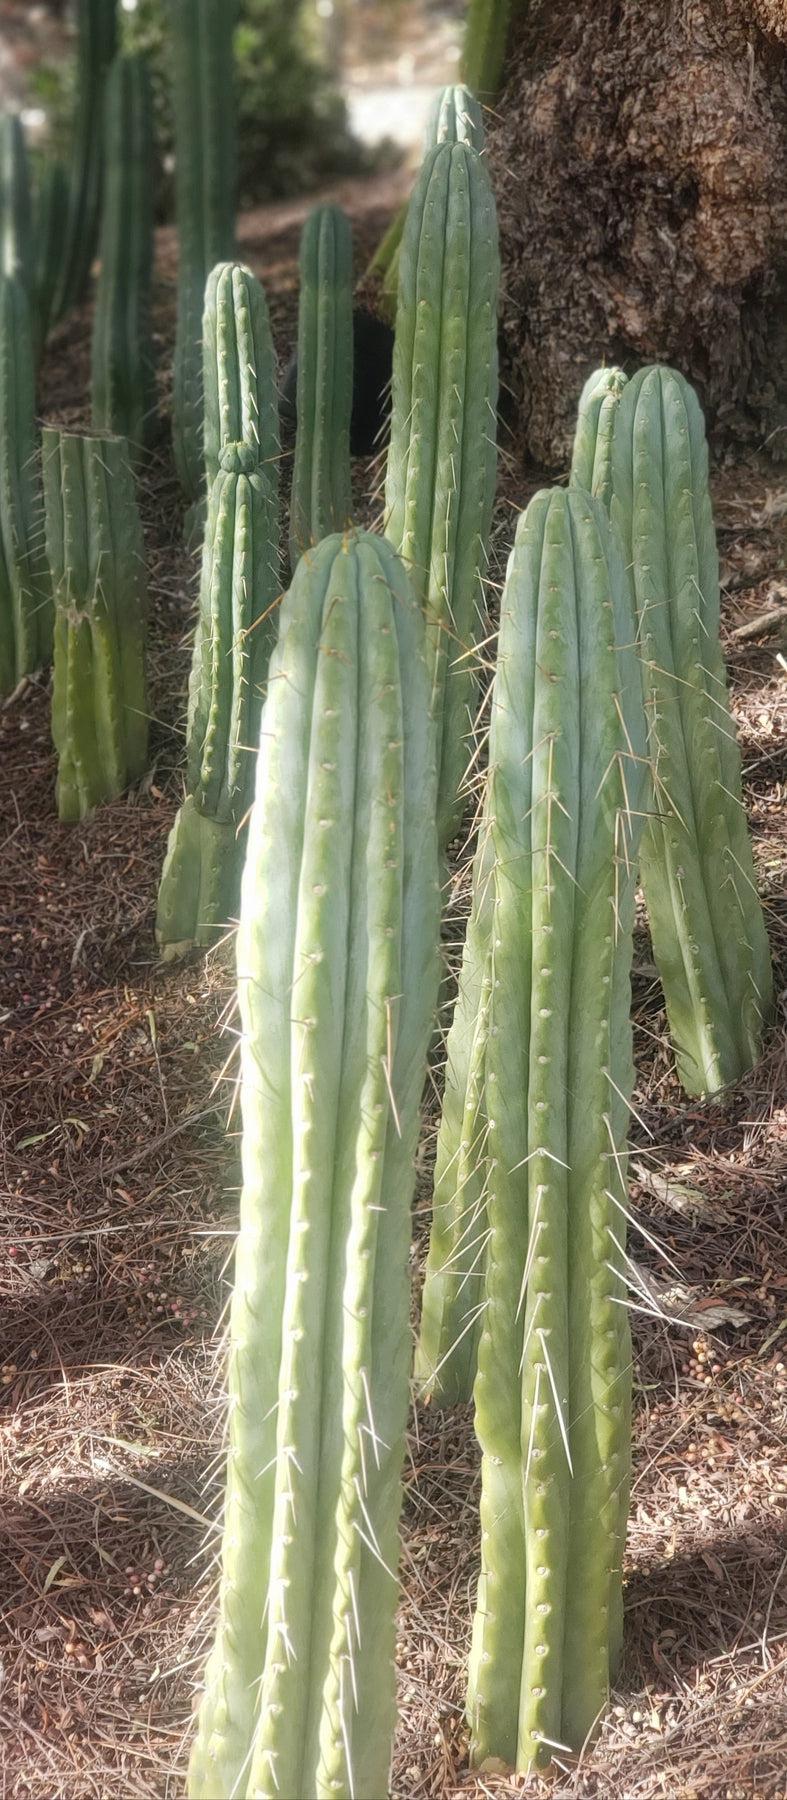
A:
[188,529,440,1800]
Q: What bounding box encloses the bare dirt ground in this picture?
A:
[1,181,786,1800]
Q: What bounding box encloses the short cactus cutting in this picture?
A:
[188,531,440,1800]
[466,487,647,1772]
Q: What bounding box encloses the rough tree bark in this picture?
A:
[487,0,787,465]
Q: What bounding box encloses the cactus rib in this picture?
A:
[0,114,32,290]
[385,137,499,848]
[467,488,645,1771]
[43,429,148,819]
[610,365,773,1095]
[188,529,440,1800]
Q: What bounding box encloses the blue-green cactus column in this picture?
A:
[610,365,773,1095]
[467,487,646,1772]
[188,530,440,1800]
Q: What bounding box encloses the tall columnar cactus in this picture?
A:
[171,0,237,506]
[188,530,440,1800]
[43,429,148,820]
[155,442,280,957]
[370,84,486,325]
[610,365,773,1096]
[466,487,646,1772]
[385,138,499,848]
[31,160,68,362]
[416,819,494,1405]
[203,261,279,492]
[0,278,51,696]
[0,114,32,289]
[461,0,515,100]
[91,53,155,454]
[570,366,628,506]
[289,205,353,571]
[53,0,119,321]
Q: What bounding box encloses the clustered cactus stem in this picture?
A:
[609,364,773,1096]
[53,0,119,322]
[385,135,499,849]
[0,277,51,696]
[156,262,280,957]
[370,82,486,334]
[171,0,237,507]
[289,204,354,571]
[43,429,148,820]
[91,53,156,454]
[465,487,646,1772]
[570,365,628,506]
[188,529,440,1800]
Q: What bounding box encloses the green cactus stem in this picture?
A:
[610,365,773,1096]
[31,160,68,363]
[0,114,32,290]
[369,84,486,326]
[466,486,646,1772]
[155,439,280,958]
[289,205,353,572]
[415,818,494,1405]
[188,529,440,1800]
[0,277,51,696]
[461,0,516,101]
[91,53,156,455]
[203,261,279,493]
[569,366,628,506]
[43,428,148,820]
[385,137,498,849]
[53,0,119,322]
[171,0,237,506]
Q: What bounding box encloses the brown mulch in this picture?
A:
[1,179,786,1800]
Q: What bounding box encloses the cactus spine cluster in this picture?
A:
[610,365,772,1096]
[385,136,499,848]
[53,0,119,322]
[156,262,279,955]
[463,487,645,1771]
[43,429,148,820]
[289,205,353,571]
[570,365,628,506]
[0,114,32,289]
[0,278,51,696]
[188,529,440,1800]
[91,53,156,454]
[171,0,237,505]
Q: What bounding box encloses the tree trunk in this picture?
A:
[488,0,787,465]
